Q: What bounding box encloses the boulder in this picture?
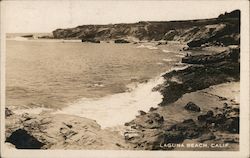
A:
[114,39,130,43]
[81,39,100,43]
[184,102,201,112]
[138,110,147,115]
[5,108,14,117]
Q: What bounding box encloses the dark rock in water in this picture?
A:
[187,39,206,47]
[184,102,201,112]
[149,107,158,112]
[6,129,45,149]
[138,110,147,115]
[21,34,33,38]
[5,108,14,117]
[114,39,130,43]
[81,39,100,43]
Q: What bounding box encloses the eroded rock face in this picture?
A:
[5,112,131,150]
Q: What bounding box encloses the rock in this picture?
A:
[223,117,239,133]
[114,39,130,43]
[164,30,178,40]
[198,114,210,122]
[214,113,227,124]
[163,131,184,144]
[5,113,131,150]
[206,110,214,117]
[198,132,216,143]
[81,39,100,43]
[138,110,147,115]
[182,47,189,51]
[6,129,45,149]
[187,39,206,47]
[149,107,158,112]
[5,108,14,117]
[184,102,201,112]
[160,47,240,105]
[169,119,203,139]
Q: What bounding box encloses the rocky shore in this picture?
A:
[5,10,240,150]
[5,45,240,150]
[5,111,131,149]
[124,46,240,150]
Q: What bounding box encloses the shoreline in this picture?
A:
[6,41,185,128]
[124,46,240,150]
[5,43,240,150]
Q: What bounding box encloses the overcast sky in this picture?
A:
[2,0,242,33]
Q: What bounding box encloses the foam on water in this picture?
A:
[136,44,158,50]
[13,107,53,115]
[162,49,171,53]
[9,37,28,41]
[54,76,165,128]
[162,58,174,62]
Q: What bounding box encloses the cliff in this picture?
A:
[52,10,240,46]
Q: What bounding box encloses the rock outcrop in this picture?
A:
[51,10,240,46]
[157,47,240,105]
[5,110,131,150]
[124,103,239,150]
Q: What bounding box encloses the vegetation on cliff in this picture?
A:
[52,10,240,47]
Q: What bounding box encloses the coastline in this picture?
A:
[4,10,241,150]
[5,44,240,150]
[123,46,240,150]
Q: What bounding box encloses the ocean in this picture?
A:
[6,36,184,127]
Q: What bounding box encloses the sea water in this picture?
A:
[6,37,183,127]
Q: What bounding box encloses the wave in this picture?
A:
[162,58,174,62]
[8,36,28,41]
[136,44,158,50]
[12,107,53,115]
[162,49,171,53]
[54,76,165,128]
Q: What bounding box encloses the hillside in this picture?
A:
[52,10,240,47]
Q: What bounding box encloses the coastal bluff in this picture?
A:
[52,10,239,47]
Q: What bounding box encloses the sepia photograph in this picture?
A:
[0,0,249,158]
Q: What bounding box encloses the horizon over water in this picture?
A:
[6,36,185,127]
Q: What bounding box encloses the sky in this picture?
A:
[2,0,243,33]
